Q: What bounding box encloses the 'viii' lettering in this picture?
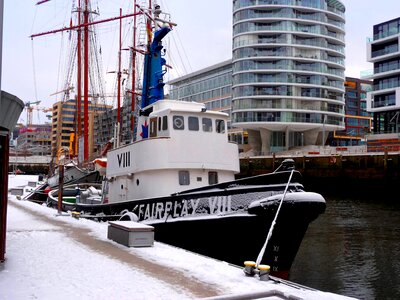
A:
[117,151,131,168]
[208,196,232,214]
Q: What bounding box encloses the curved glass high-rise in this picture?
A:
[232,0,346,154]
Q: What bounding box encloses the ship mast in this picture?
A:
[77,0,82,148]
[117,8,122,133]
[140,3,176,108]
[131,0,137,135]
[30,2,142,163]
[83,0,89,161]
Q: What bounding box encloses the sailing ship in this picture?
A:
[45,3,326,279]
[46,162,100,188]
[23,166,100,203]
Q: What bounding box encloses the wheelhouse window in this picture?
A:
[208,172,218,185]
[150,117,157,137]
[188,116,199,131]
[158,115,168,132]
[173,115,184,130]
[202,118,212,132]
[216,119,225,133]
[162,115,168,130]
[179,171,190,185]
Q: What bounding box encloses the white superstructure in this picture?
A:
[106,100,239,202]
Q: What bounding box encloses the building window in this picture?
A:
[208,172,218,185]
[179,171,190,185]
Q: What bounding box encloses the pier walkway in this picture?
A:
[5,199,219,299]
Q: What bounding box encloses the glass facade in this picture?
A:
[332,78,373,146]
[231,0,345,152]
[367,17,400,134]
[169,61,233,128]
[373,17,400,41]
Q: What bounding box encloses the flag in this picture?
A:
[140,120,149,139]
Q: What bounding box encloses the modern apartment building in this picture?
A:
[231,0,346,154]
[94,94,143,149]
[169,60,233,115]
[15,124,52,156]
[94,107,117,151]
[365,17,400,152]
[168,61,250,147]
[366,17,400,133]
[170,0,346,155]
[332,77,372,146]
[51,99,112,159]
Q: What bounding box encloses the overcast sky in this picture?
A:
[2,0,400,124]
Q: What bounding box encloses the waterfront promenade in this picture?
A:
[239,145,400,181]
[8,146,400,182]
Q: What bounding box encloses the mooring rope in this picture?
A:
[255,168,295,267]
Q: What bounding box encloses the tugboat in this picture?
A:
[48,4,326,279]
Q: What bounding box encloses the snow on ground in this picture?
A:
[1,175,356,300]
[3,204,188,300]
[7,174,40,189]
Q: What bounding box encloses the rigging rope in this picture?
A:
[173,29,193,73]
[159,0,192,77]
[255,169,295,267]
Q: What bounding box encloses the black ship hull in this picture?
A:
[149,198,323,279]
[47,170,326,279]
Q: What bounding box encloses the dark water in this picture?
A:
[290,186,400,300]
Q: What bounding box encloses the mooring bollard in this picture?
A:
[243,261,257,277]
[258,264,270,281]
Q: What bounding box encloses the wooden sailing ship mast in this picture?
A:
[30,0,143,163]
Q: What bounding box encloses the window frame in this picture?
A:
[188,116,199,131]
[179,170,190,185]
[202,117,213,132]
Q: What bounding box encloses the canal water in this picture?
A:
[289,183,400,299]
